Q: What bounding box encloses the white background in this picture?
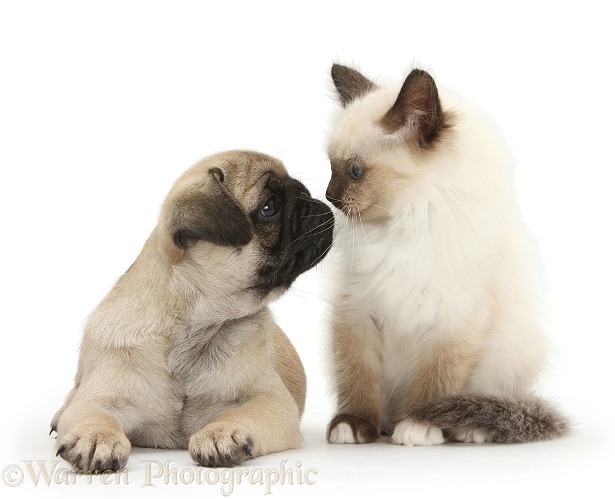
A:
[1,1,614,497]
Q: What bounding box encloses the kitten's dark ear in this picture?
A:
[331,63,377,107]
[170,168,253,249]
[381,69,445,147]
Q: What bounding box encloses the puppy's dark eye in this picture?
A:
[349,162,363,180]
[260,197,280,218]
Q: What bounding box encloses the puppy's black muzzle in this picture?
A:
[287,191,334,273]
[254,183,334,293]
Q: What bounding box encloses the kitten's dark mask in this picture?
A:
[325,158,364,212]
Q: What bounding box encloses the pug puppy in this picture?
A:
[51,150,333,472]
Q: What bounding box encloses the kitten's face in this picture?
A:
[326,64,449,222]
[326,89,411,222]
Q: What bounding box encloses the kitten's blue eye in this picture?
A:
[260,197,279,218]
[349,162,363,180]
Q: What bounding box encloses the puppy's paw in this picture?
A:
[189,422,254,467]
[56,425,131,472]
[453,429,494,443]
[327,414,379,444]
[391,420,445,446]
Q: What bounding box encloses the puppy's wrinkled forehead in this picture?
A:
[220,152,289,210]
[181,150,288,207]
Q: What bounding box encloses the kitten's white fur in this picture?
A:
[391,421,445,446]
[328,422,359,444]
[327,81,550,443]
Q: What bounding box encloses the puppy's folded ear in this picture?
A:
[170,168,252,249]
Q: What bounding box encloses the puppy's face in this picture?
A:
[162,151,333,306]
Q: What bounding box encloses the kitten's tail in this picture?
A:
[405,394,570,443]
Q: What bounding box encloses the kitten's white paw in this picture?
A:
[453,429,494,443]
[328,422,357,444]
[391,420,445,446]
[327,414,379,444]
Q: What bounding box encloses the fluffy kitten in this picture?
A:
[324,63,568,445]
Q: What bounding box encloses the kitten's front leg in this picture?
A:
[392,334,481,446]
[327,315,382,444]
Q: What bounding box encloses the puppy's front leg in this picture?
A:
[54,399,131,472]
[189,392,302,467]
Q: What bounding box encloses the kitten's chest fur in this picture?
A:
[336,218,495,431]
[338,214,489,338]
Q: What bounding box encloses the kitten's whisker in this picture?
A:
[350,207,357,275]
[350,225,354,275]
[353,210,367,269]
[325,195,400,221]
[291,217,335,244]
[300,198,330,204]
[353,200,401,221]
[358,210,375,270]
[321,239,336,256]
[310,238,337,267]
[333,212,349,248]
[302,224,336,240]
[301,212,333,219]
